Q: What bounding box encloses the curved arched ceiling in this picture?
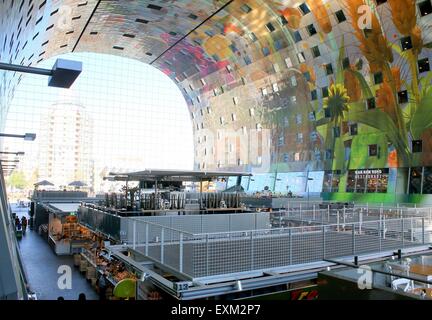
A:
[1,0,432,173]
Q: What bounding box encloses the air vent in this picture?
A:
[46,24,54,31]
[66,31,74,34]
[113,46,124,50]
[27,4,34,17]
[90,31,98,35]
[39,0,46,9]
[60,44,68,48]
[72,16,81,20]
[50,9,59,16]
[145,52,153,56]
[77,1,88,6]
[123,33,135,38]
[135,18,149,24]
[41,40,49,46]
[147,4,162,10]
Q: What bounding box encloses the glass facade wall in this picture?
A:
[3,53,194,194]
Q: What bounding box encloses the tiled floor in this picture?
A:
[13,204,98,300]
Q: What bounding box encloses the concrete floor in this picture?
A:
[12,204,98,300]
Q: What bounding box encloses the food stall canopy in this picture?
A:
[68,180,87,187]
[104,169,253,183]
[49,203,81,213]
[34,180,54,187]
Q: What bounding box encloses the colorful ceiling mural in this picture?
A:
[1,0,432,182]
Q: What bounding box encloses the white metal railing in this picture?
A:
[125,214,432,279]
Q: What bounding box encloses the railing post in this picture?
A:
[145,223,149,256]
[337,210,340,232]
[359,209,363,233]
[422,218,425,245]
[352,224,356,255]
[322,226,326,259]
[313,204,316,221]
[343,207,346,225]
[179,232,183,273]
[289,228,293,265]
[161,227,165,264]
[411,217,414,242]
[327,205,330,223]
[206,234,209,276]
[402,218,405,248]
[429,207,432,223]
[250,232,254,270]
[133,220,137,250]
[378,221,382,252]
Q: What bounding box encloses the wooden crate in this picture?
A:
[79,259,88,272]
[86,266,96,279]
[91,278,97,288]
[73,254,81,267]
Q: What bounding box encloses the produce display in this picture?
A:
[51,214,93,242]
[81,248,137,284]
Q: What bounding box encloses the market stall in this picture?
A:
[43,203,94,255]
[76,247,138,300]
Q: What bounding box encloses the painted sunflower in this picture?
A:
[325,84,350,123]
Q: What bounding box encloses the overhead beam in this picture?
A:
[72,0,102,52]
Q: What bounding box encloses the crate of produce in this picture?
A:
[91,278,98,288]
[73,254,81,266]
[66,215,77,223]
[86,266,96,280]
[79,259,88,272]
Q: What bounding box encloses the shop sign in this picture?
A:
[354,168,389,179]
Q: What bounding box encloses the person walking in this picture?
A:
[21,216,27,235]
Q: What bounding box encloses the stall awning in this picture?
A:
[104,169,252,182]
[41,202,81,214]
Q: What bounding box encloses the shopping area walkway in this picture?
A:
[12,204,98,300]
